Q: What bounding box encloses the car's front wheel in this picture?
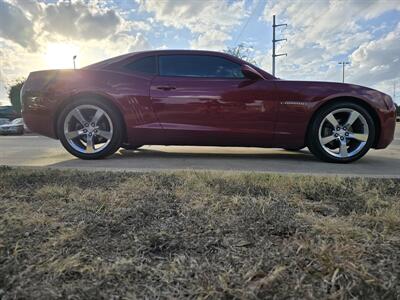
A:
[57,98,124,159]
[307,102,375,163]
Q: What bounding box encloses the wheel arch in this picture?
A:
[306,96,381,147]
[53,91,127,142]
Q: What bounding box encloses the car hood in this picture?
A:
[283,80,378,93]
[279,79,392,105]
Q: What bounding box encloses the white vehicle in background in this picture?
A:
[0,118,10,126]
[0,118,24,135]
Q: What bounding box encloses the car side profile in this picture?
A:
[21,50,396,163]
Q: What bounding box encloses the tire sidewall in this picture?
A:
[308,102,376,163]
[57,98,124,159]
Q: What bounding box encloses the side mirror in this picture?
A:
[241,65,264,80]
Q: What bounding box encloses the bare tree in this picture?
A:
[224,43,258,65]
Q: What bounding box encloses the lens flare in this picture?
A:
[45,43,79,69]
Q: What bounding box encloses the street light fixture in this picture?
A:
[338,61,350,83]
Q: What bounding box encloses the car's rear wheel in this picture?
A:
[57,98,124,159]
[307,102,375,163]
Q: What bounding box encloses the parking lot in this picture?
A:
[0,123,399,177]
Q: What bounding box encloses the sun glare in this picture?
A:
[45,43,79,69]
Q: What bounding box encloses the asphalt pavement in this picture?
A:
[1,124,399,177]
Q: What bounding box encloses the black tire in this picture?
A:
[57,98,124,159]
[307,101,375,163]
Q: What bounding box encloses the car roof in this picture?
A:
[127,49,233,56]
[83,49,275,79]
[83,50,236,70]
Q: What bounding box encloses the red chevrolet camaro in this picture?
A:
[21,50,396,163]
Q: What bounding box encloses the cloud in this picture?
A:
[42,1,121,40]
[0,0,154,104]
[349,24,400,87]
[138,0,247,50]
[260,0,400,94]
[0,1,151,99]
[0,0,37,49]
[0,0,398,104]
[138,0,244,30]
[125,20,152,32]
[109,33,151,54]
[0,0,136,50]
[12,0,43,20]
[262,0,385,59]
[79,10,120,39]
[262,0,400,55]
[190,30,232,50]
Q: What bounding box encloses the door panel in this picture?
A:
[150,76,279,147]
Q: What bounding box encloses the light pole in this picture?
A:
[73,55,77,70]
[338,61,350,83]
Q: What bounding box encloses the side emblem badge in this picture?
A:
[280,101,306,105]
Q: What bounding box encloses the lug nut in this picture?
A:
[336,126,341,131]
[343,127,347,131]
[340,136,344,140]
[334,133,339,137]
[83,129,87,133]
[85,123,89,127]
[345,132,349,136]
[91,123,95,127]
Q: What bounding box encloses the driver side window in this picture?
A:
[159,55,244,79]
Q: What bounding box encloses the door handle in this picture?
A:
[156,85,176,91]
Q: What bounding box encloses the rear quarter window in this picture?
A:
[125,56,157,75]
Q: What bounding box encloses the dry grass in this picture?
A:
[0,166,399,299]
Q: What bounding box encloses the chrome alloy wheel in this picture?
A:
[318,108,369,158]
[63,104,114,154]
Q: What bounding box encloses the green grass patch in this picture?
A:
[0,166,399,299]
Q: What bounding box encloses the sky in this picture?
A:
[0,0,399,106]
